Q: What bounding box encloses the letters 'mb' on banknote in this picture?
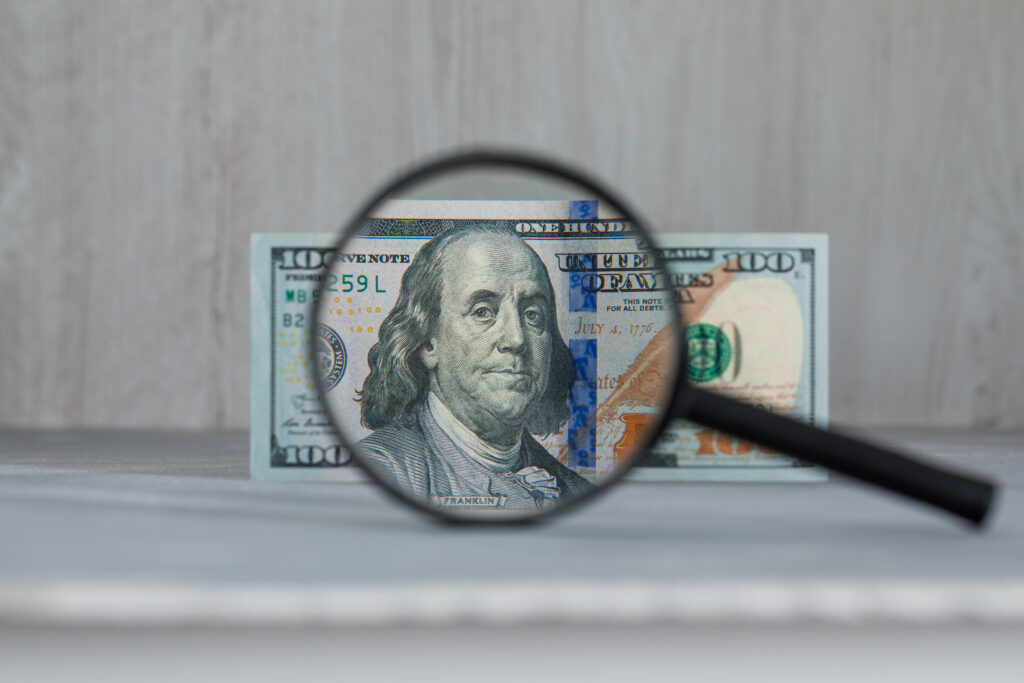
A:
[250,203,828,483]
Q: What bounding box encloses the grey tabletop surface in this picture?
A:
[1,427,1022,626]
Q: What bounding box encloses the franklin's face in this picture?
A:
[421,233,554,444]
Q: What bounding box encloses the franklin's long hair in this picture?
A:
[358,224,574,436]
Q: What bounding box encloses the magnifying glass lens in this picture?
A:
[315,160,681,521]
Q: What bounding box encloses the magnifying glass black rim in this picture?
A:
[313,147,690,526]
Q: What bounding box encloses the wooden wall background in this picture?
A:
[1,0,1022,429]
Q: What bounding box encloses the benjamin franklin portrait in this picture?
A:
[355,224,592,511]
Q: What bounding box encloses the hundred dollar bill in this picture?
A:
[251,215,826,482]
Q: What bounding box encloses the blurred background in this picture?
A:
[1,0,1022,430]
[3,5,1024,681]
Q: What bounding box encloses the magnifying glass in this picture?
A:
[314,149,997,527]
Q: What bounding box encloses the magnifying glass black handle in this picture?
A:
[685,387,998,527]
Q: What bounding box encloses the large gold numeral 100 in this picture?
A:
[694,427,777,456]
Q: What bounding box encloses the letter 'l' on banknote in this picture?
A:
[251,218,827,482]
